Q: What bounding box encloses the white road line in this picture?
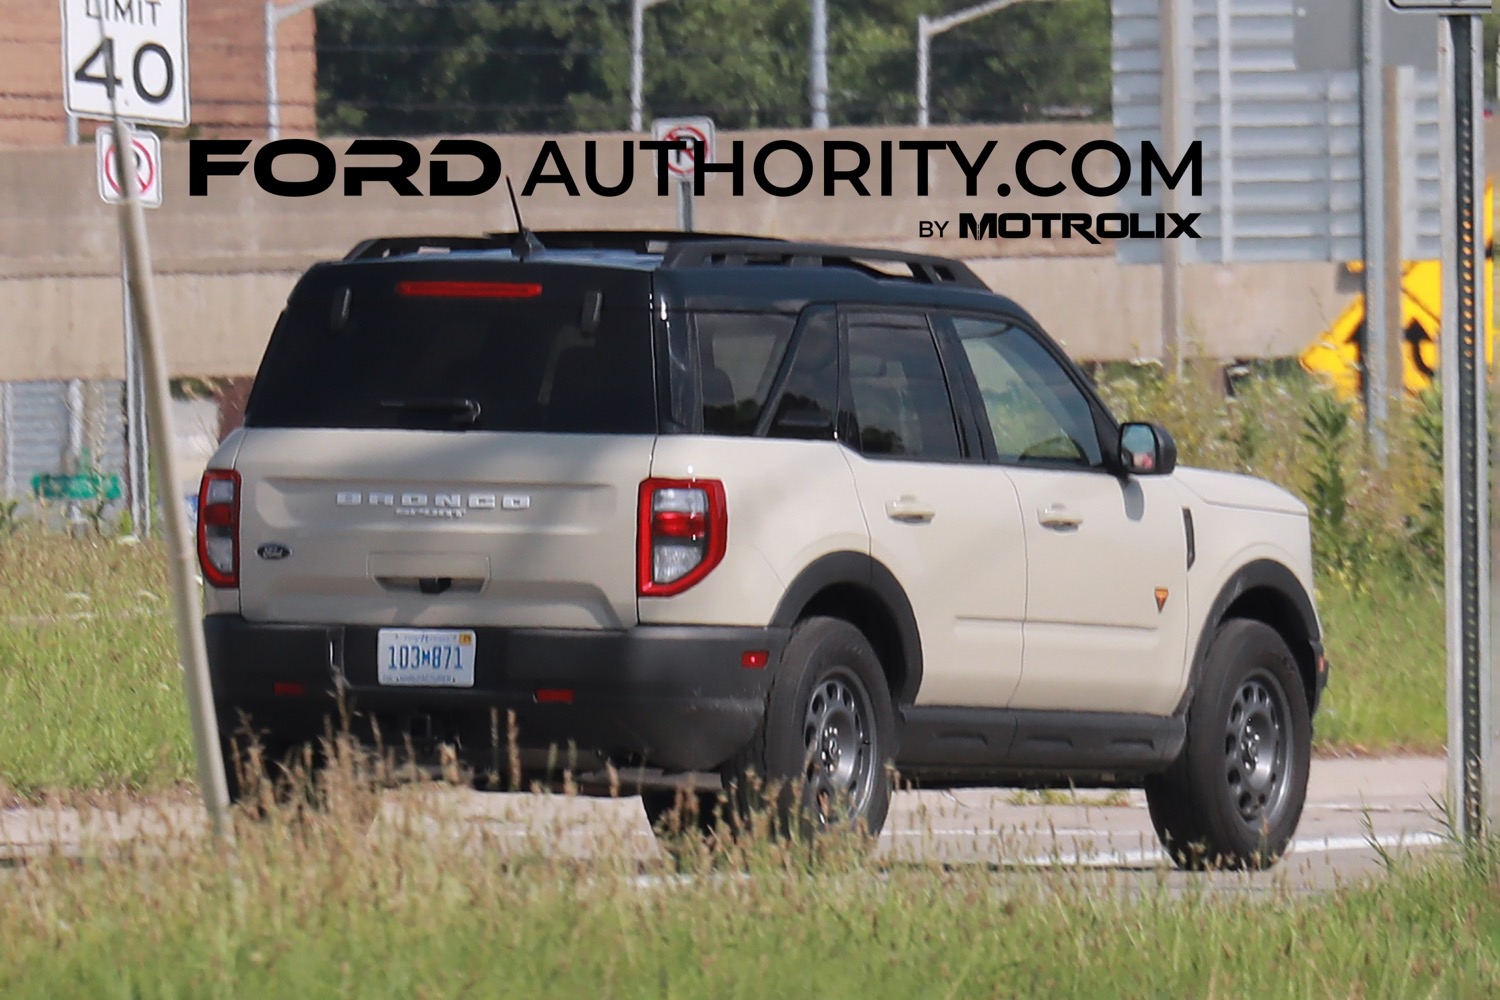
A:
[1011,831,1447,869]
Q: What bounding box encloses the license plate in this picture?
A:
[377,629,476,687]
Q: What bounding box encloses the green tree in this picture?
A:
[315,0,1111,136]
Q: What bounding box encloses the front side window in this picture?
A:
[846,312,962,461]
[951,315,1103,467]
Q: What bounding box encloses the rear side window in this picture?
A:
[245,265,656,434]
[694,312,796,435]
[846,312,962,461]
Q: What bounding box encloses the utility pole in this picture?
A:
[810,0,829,128]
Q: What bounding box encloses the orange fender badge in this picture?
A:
[1155,588,1169,612]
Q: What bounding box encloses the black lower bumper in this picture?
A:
[203,615,786,773]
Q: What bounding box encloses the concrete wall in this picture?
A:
[0,121,1433,381]
[0,0,318,147]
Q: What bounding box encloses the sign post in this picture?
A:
[95,126,158,538]
[63,0,230,840]
[1389,0,1493,843]
[652,117,714,232]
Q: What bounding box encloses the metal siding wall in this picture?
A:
[1113,0,1441,265]
[0,380,128,504]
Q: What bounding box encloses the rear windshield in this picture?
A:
[245,262,656,434]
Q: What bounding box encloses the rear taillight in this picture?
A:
[637,478,727,597]
[197,470,241,588]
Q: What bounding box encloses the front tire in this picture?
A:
[725,617,896,839]
[1146,619,1311,870]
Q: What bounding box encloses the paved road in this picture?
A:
[0,756,1450,889]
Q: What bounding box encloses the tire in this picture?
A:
[723,616,897,840]
[1146,619,1311,870]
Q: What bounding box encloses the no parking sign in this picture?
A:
[96,126,162,208]
[651,117,715,180]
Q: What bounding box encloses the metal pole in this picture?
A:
[810,0,829,129]
[122,252,148,537]
[1383,66,1405,417]
[676,176,694,232]
[1440,12,1490,844]
[111,114,230,841]
[1158,0,1188,376]
[265,1,280,141]
[917,15,931,128]
[65,114,79,146]
[0,382,12,501]
[65,379,84,531]
[631,0,646,132]
[91,0,229,836]
[1359,0,1389,462]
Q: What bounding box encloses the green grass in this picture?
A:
[1314,576,1446,753]
[0,795,1497,998]
[0,535,192,800]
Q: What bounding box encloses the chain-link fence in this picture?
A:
[0,378,221,534]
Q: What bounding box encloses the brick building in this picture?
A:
[0,0,318,147]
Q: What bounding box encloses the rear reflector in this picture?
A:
[534,688,574,704]
[741,650,769,669]
[272,681,307,697]
[396,280,543,299]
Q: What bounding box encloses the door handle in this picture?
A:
[1038,504,1082,530]
[885,497,936,523]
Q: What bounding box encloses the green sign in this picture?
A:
[31,471,123,502]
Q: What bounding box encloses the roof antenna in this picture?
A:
[506,176,544,261]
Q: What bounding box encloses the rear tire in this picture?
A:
[723,617,896,840]
[1146,619,1311,870]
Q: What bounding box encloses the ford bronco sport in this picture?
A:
[200,231,1326,869]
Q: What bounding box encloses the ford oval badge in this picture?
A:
[257,543,291,561]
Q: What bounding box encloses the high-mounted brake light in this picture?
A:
[197,469,241,588]
[396,280,543,299]
[637,478,727,597]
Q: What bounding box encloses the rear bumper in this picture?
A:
[203,614,785,773]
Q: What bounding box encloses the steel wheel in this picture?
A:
[1223,671,1294,828]
[800,669,879,826]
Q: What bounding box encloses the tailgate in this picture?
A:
[232,429,653,629]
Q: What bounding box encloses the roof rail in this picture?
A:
[494,230,779,253]
[343,236,505,260]
[661,240,989,290]
[344,230,786,261]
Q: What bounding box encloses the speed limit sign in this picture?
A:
[62,0,190,127]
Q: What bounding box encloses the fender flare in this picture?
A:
[770,551,924,705]
[1176,558,1323,715]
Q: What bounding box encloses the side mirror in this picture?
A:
[1118,422,1177,476]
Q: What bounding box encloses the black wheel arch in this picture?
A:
[770,551,923,706]
[1177,559,1324,717]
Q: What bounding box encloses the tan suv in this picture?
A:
[200,231,1326,869]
